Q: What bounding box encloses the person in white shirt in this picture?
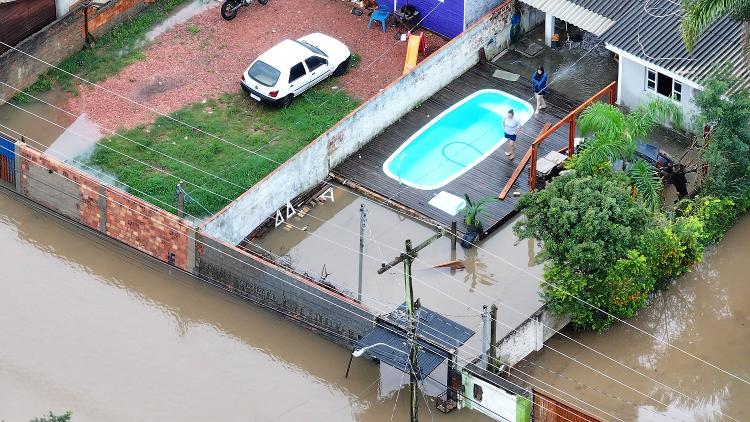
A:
[503,109,520,160]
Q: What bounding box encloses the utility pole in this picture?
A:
[176,180,185,219]
[481,305,489,369]
[357,204,366,303]
[378,230,443,422]
[489,304,498,372]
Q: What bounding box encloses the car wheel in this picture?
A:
[279,94,293,108]
[332,56,351,77]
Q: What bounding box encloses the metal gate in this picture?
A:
[0,135,16,186]
[533,389,602,422]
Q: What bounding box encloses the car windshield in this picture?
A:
[296,40,327,57]
[248,60,280,87]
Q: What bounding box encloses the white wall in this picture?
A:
[201,0,538,244]
[55,0,77,18]
[617,56,700,125]
[462,372,518,421]
[495,305,570,366]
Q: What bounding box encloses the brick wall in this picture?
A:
[19,144,101,225]
[106,187,190,270]
[0,0,147,103]
[13,141,372,344]
[17,142,190,271]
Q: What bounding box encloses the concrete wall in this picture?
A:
[196,233,375,343]
[55,0,78,17]
[617,55,700,125]
[202,0,544,245]
[0,0,148,103]
[17,142,192,271]
[495,305,570,367]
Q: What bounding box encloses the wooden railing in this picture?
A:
[499,81,617,199]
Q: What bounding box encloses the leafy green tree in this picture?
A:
[514,172,654,330]
[571,100,682,210]
[29,412,72,422]
[681,0,749,52]
[692,70,750,196]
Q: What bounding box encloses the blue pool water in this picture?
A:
[382,89,533,190]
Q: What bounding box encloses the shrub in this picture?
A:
[677,196,738,245]
[639,216,704,289]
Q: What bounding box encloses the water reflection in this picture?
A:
[517,216,750,421]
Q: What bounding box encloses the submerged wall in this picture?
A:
[202,0,545,245]
[6,138,374,343]
[495,305,570,367]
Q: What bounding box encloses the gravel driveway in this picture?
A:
[65,0,447,129]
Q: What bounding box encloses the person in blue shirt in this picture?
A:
[531,65,548,115]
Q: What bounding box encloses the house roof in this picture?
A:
[602,0,749,89]
[520,0,619,35]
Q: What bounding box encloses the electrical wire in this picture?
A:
[0,141,634,422]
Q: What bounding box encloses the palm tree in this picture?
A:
[570,99,683,210]
[681,0,749,52]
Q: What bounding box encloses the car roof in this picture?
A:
[255,39,318,70]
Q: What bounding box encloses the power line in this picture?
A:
[0,140,631,422]
[2,19,743,411]
[1,85,737,420]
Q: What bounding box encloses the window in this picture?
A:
[473,384,483,401]
[289,63,306,83]
[305,56,327,72]
[296,40,327,57]
[247,60,280,87]
[645,67,682,101]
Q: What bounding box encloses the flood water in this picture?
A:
[0,189,494,421]
[515,216,750,421]
[251,184,544,361]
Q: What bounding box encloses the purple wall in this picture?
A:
[379,0,464,38]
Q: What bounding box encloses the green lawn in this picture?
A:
[12,0,191,103]
[84,84,359,217]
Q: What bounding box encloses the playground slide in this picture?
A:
[402,32,423,75]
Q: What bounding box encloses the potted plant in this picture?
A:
[461,195,497,248]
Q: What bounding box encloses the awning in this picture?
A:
[354,304,475,380]
[520,0,616,36]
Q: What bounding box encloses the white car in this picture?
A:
[241,33,351,108]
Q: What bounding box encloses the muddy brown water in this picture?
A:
[0,190,493,421]
[516,216,750,421]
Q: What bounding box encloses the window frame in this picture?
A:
[645,67,682,102]
[304,55,328,73]
[288,62,307,83]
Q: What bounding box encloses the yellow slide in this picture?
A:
[403,32,425,75]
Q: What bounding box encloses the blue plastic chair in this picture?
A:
[368,5,390,33]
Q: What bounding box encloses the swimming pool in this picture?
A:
[382,89,533,190]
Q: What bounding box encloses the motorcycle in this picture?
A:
[221,0,268,21]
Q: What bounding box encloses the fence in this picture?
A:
[0,0,56,55]
[533,389,602,422]
[499,81,617,199]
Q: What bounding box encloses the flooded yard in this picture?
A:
[515,216,750,421]
[0,189,491,422]
[249,183,544,358]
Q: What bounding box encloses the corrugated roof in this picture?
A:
[354,305,476,380]
[602,0,749,89]
[520,0,617,35]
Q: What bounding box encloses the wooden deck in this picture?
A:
[333,61,585,236]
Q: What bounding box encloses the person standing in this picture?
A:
[531,65,548,115]
[503,109,520,160]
